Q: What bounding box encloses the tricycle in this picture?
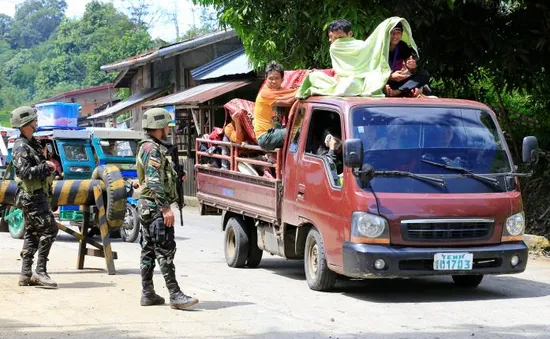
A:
[0,126,144,243]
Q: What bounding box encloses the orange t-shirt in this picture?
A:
[224,122,244,144]
[253,86,297,138]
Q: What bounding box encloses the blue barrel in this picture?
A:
[35,102,81,128]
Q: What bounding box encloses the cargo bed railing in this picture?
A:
[195,138,281,179]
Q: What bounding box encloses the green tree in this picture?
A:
[195,0,549,92]
[35,1,153,90]
[7,0,67,49]
[0,14,12,38]
[3,49,40,90]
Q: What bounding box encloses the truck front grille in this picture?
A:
[401,219,493,242]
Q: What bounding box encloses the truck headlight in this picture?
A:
[351,212,389,242]
[505,212,525,237]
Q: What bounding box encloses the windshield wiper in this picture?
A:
[375,170,446,187]
[421,159,500,187]
[491,171,532,178]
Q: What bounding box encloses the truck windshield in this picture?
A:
[351,106,512,174]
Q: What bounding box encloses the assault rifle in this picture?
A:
[168,144,185,227]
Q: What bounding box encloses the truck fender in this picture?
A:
[294,218,315,258]
[221,210,238,231]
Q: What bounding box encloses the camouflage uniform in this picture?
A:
[136,107,198,309]
[10,106,58,288]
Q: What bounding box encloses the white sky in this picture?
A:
[0,0,203,43]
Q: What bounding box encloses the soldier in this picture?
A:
[10,106,58,288]
[136,107,198,310]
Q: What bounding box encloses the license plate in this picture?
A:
[433,253,473,270]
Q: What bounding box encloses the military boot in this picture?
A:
[141,292,165,306]
[140,265,164,306]
[169,291,199,310]
[18,256,35,286]
[19,258,35,286]
[33,256,57,288]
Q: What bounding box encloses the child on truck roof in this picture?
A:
[253,62,298,151]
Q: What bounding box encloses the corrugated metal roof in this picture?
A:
[100,30,237,72]
[37,83,114,104]
[87,87,169,120]
[143,81,251,108]
[191,48,254,81]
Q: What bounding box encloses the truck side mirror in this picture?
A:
[343,139,364,168]
[522,136,539,165]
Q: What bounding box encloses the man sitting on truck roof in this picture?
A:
[328,19,353,44]
[254,62,298,151]
[385,22,431,97]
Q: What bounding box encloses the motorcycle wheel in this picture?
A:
[120,203,140,243]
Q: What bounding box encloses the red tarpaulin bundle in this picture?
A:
[223,69,335,144]
[259,69,336,90]
[223,98,257,143]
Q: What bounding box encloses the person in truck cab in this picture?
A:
[253,61,298,151]
[317,128,344,186]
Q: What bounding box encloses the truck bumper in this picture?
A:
[342,241,528,278]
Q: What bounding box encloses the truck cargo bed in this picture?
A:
[196,166,282,225]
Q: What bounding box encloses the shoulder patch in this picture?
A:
[148,157,161,168]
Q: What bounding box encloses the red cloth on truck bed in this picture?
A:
[278,69,335,90]
[223,69,335,144]
[224,99,257,144]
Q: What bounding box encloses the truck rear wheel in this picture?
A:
[452,274,484,288]
[304,228,337,291]
[224,217,249,268]
[246,224,263,268]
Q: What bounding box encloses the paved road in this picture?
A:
[1,207,549,339]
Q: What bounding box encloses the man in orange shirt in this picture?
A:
[254,62,298,151]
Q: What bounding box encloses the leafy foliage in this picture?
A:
[0,14,12,38]
[0,0,154,123]
[6,0,67,49]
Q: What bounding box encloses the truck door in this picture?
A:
[294,106,348,267]
[281,105,307,226]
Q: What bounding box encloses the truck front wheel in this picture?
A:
[224,217,250,268]
[304,228,337,291]
[452,274,484,288]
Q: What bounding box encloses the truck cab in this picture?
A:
[196,96,538,291]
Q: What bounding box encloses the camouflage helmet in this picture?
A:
[10,106,38,129]
[142,108,172,130]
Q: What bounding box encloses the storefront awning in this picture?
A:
[87,87,170,120]
[143,81,251,109]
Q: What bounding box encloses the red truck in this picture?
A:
[195,96,539,291]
